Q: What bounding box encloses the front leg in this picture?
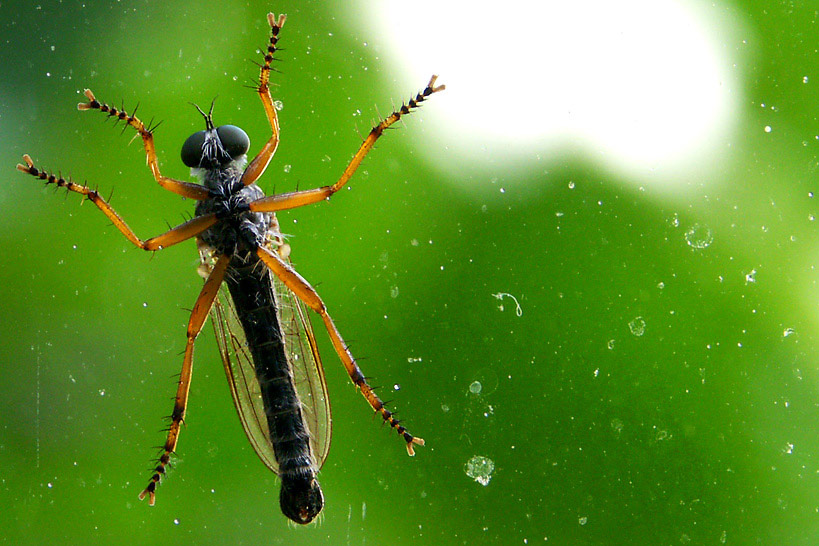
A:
[241,13,286,187]
[77,89,209,200]
[17,155,217,250]
[248,75,446,214]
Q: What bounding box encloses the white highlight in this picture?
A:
[356,0,744,189]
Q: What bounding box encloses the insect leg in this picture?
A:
[247,75,446,214]
[139,253,231,505]
[16,154,217,250]
[77,89,209,200]
[241,13,286,187]
[255,245,424,456]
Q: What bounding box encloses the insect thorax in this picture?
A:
[194,164,272,255]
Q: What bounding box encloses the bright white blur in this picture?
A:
[353,0,746,190]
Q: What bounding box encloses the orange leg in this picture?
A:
[16,154,216,250]
[77,89,209,200]
[255,245,424,456]
[249,75,445,214]
[139,253,231,505]
[241,13,286,187]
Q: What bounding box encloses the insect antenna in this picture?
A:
[190,97,217,129]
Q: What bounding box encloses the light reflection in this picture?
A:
[355,0,746,188]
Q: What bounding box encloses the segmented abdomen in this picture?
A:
[224,253,317,478]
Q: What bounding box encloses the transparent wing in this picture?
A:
[273,272,332,467]
[210,265,332,474]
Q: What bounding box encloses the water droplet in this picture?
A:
[441,404,450,413]
[283,164,291,173]
[610,418,624,435]
[464,455,495,486]
[669,213,680,227]
[568,181,575,189]
[783,327,795,337]
[607,339,615,350]
[491,292,522,316]
[578,516,588,526]
[684,224,713,249]
[393,384,400,391]
[273,100,284,111]
[783,443,794,454]
[173,518,180,525]
[764,125,772,133]
[469,368,499,396]
[390,286,399,298]
[628,317,646,337]
[745,269,757,284]
[98,389,106,396]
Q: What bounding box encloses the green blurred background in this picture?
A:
[1,1,817,544]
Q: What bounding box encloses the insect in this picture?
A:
[16,12,444,524]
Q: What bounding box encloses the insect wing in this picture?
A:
[272,271,332,467]
[211,274,332,474]
[211,289,278,472]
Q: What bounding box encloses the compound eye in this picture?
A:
[181,130,207,167]
[216,125,250,160]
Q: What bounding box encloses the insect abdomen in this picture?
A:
[224,254,317,476]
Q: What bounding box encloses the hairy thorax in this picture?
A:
[194,162,272,255]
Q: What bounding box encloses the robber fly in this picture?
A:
[16,12,444,524]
